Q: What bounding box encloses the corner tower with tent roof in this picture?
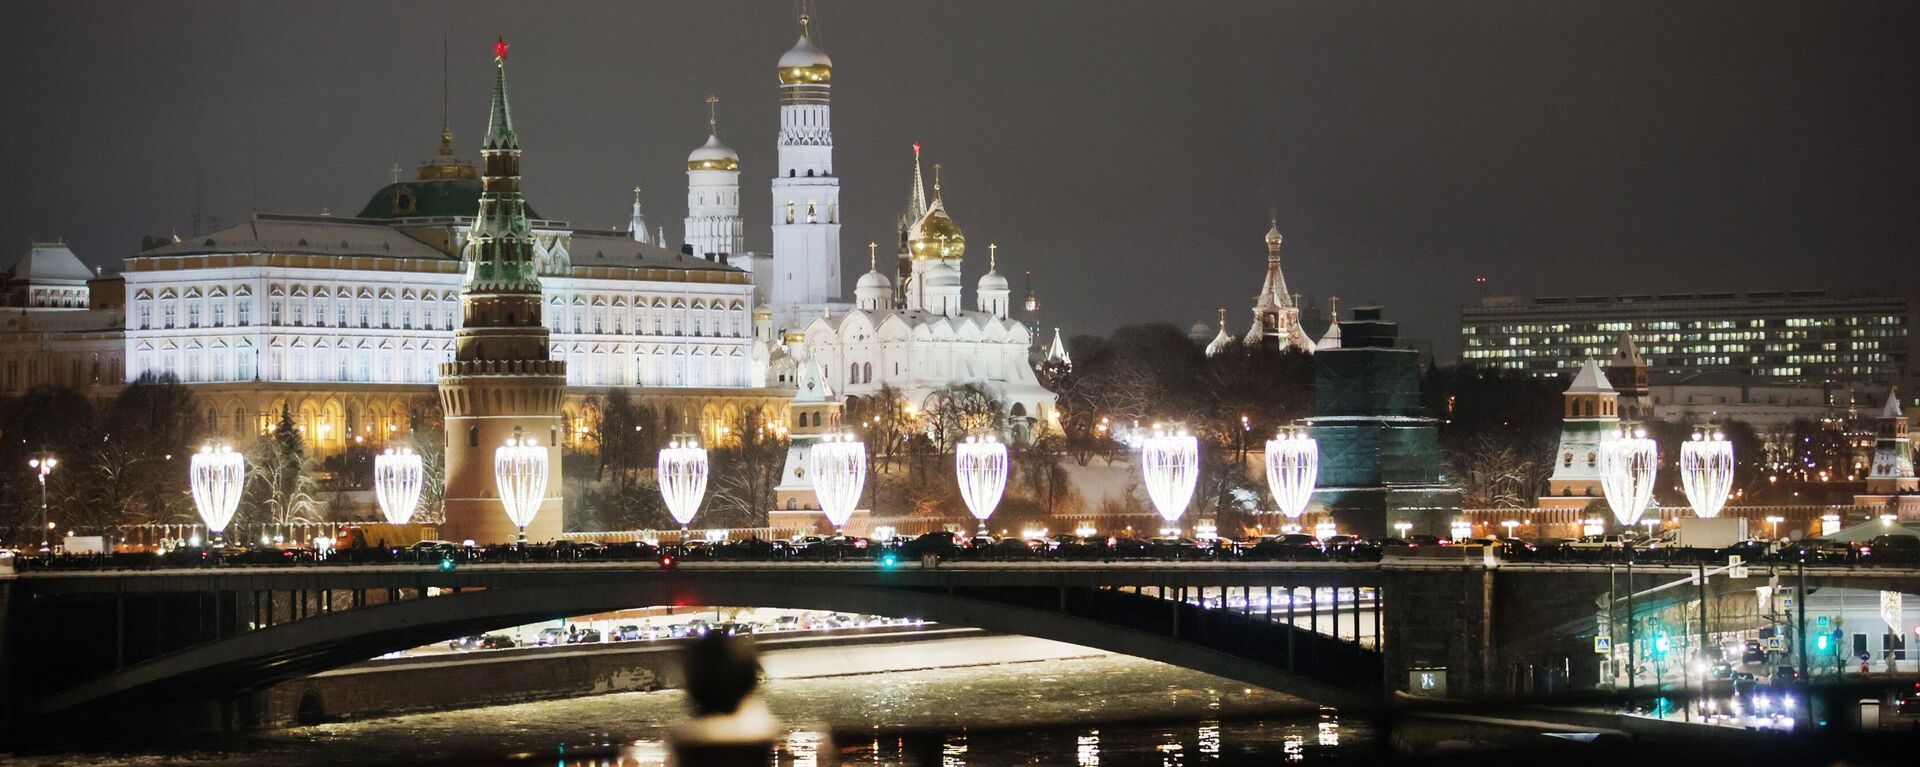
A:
[437,38,567,544]
[1540,358,1621,511]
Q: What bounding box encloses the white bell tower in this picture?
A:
[770,11,842,317]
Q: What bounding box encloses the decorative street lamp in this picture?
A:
[956,435,1009,534]
[1264,428,1318,519]
[1597,427,1659,527]
[809,433,867,533]
[1679,428,1735,519]
[28,453,55,553]
[373,447,425,525]
[1141,428,1199,525]
[494,428,549,546]
[658,438,710,534]
[190,444,245,546]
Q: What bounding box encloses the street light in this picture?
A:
[1264,428,1318,520]
[810,433,867,534]
[189,444,245,546]
[658,438,710,535]
[1680,428,1735,519]
[1598,427,1659,527]
[28,453,55,553]
[373,447,424,525]
[494,428,549,546]
[1141,428,1199,526]
[956,435,1009,535]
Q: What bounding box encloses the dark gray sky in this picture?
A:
[4,1,1918,359]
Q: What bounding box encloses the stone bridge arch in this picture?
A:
[42,575,1380,716]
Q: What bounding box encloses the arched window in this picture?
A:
[850,362,859,383]
[862,362,872,383]
[785,201,795,224]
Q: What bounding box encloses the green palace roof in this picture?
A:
[355,178,541,221]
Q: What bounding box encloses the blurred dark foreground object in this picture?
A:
[668,632,835,766]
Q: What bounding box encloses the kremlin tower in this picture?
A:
[1540,359,1621,510]
[437,39,567,544]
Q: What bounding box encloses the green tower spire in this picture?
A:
[468,36,538,292]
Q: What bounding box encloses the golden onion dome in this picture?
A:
[909,197,965,261]
[686,133,739,172]
[777,33,833,85]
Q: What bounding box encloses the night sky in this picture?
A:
[3,1,1918,359]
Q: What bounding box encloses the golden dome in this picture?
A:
[777,29,833,85]
[909,200,965,261]
[686,133,740,172]
[909,164,965,261]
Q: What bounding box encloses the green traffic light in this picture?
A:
[439,556,456,572]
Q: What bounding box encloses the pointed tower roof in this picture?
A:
[467,37,539,292]
[1047,328,1072,366]
[1612,331,1645,368]
[1881,389,1905,419]
[1566,358,1616,394]
[629,187,650,244]
[483,37,518,152]
[900,142,929,232]
[1316,308,1343,351]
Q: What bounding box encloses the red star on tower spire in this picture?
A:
[493,36,509,63]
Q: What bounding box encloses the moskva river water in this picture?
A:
[22,653,1369,766]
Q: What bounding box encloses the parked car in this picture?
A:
[1774,538,1855,564]
[565,628,603,644]
[537,627,567,646]
[1245,534,1325,561]
[1145,536,1207,560]
[1860,535,1920,564]
[900,531,964,560]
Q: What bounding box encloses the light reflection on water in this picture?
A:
[45,655,1367,766]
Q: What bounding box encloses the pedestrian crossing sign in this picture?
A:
[1594,635,1612,653]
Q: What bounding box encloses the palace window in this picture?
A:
[211,303,225,327]
[236,301,250,326]
[138,303,152,329]
[163,303,177,329]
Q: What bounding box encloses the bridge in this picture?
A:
[4,557,1918,742]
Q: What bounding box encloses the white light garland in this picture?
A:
[658,439,710,530]
[1141,429,1199,524]
[190,444,246,540]
[1679,430,1735,519]
[1265,429,1318,519]
[956,436,1009,533]
[809,434,867,532]
[373,447,425,525]
[494,429,550,543]
[1597,427,1659,527]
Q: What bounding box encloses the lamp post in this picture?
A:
[1680,428,1735,519]
[810,434,867,534]
[28,454,55,553]
[373,447,425,525]
[189,444,245,546]
[1265,428,1318,520]
[494,428,549,546]
[1141,428,1199,528]
[658,438,710,538]
[956,436,1009,535]
[1598,427,1659,528]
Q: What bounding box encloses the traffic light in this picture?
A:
[1653,632,1670,658]
[1816,632,1830,652]
[438,555,456,573]
[879,551,900,568]
[658,553,677,569]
